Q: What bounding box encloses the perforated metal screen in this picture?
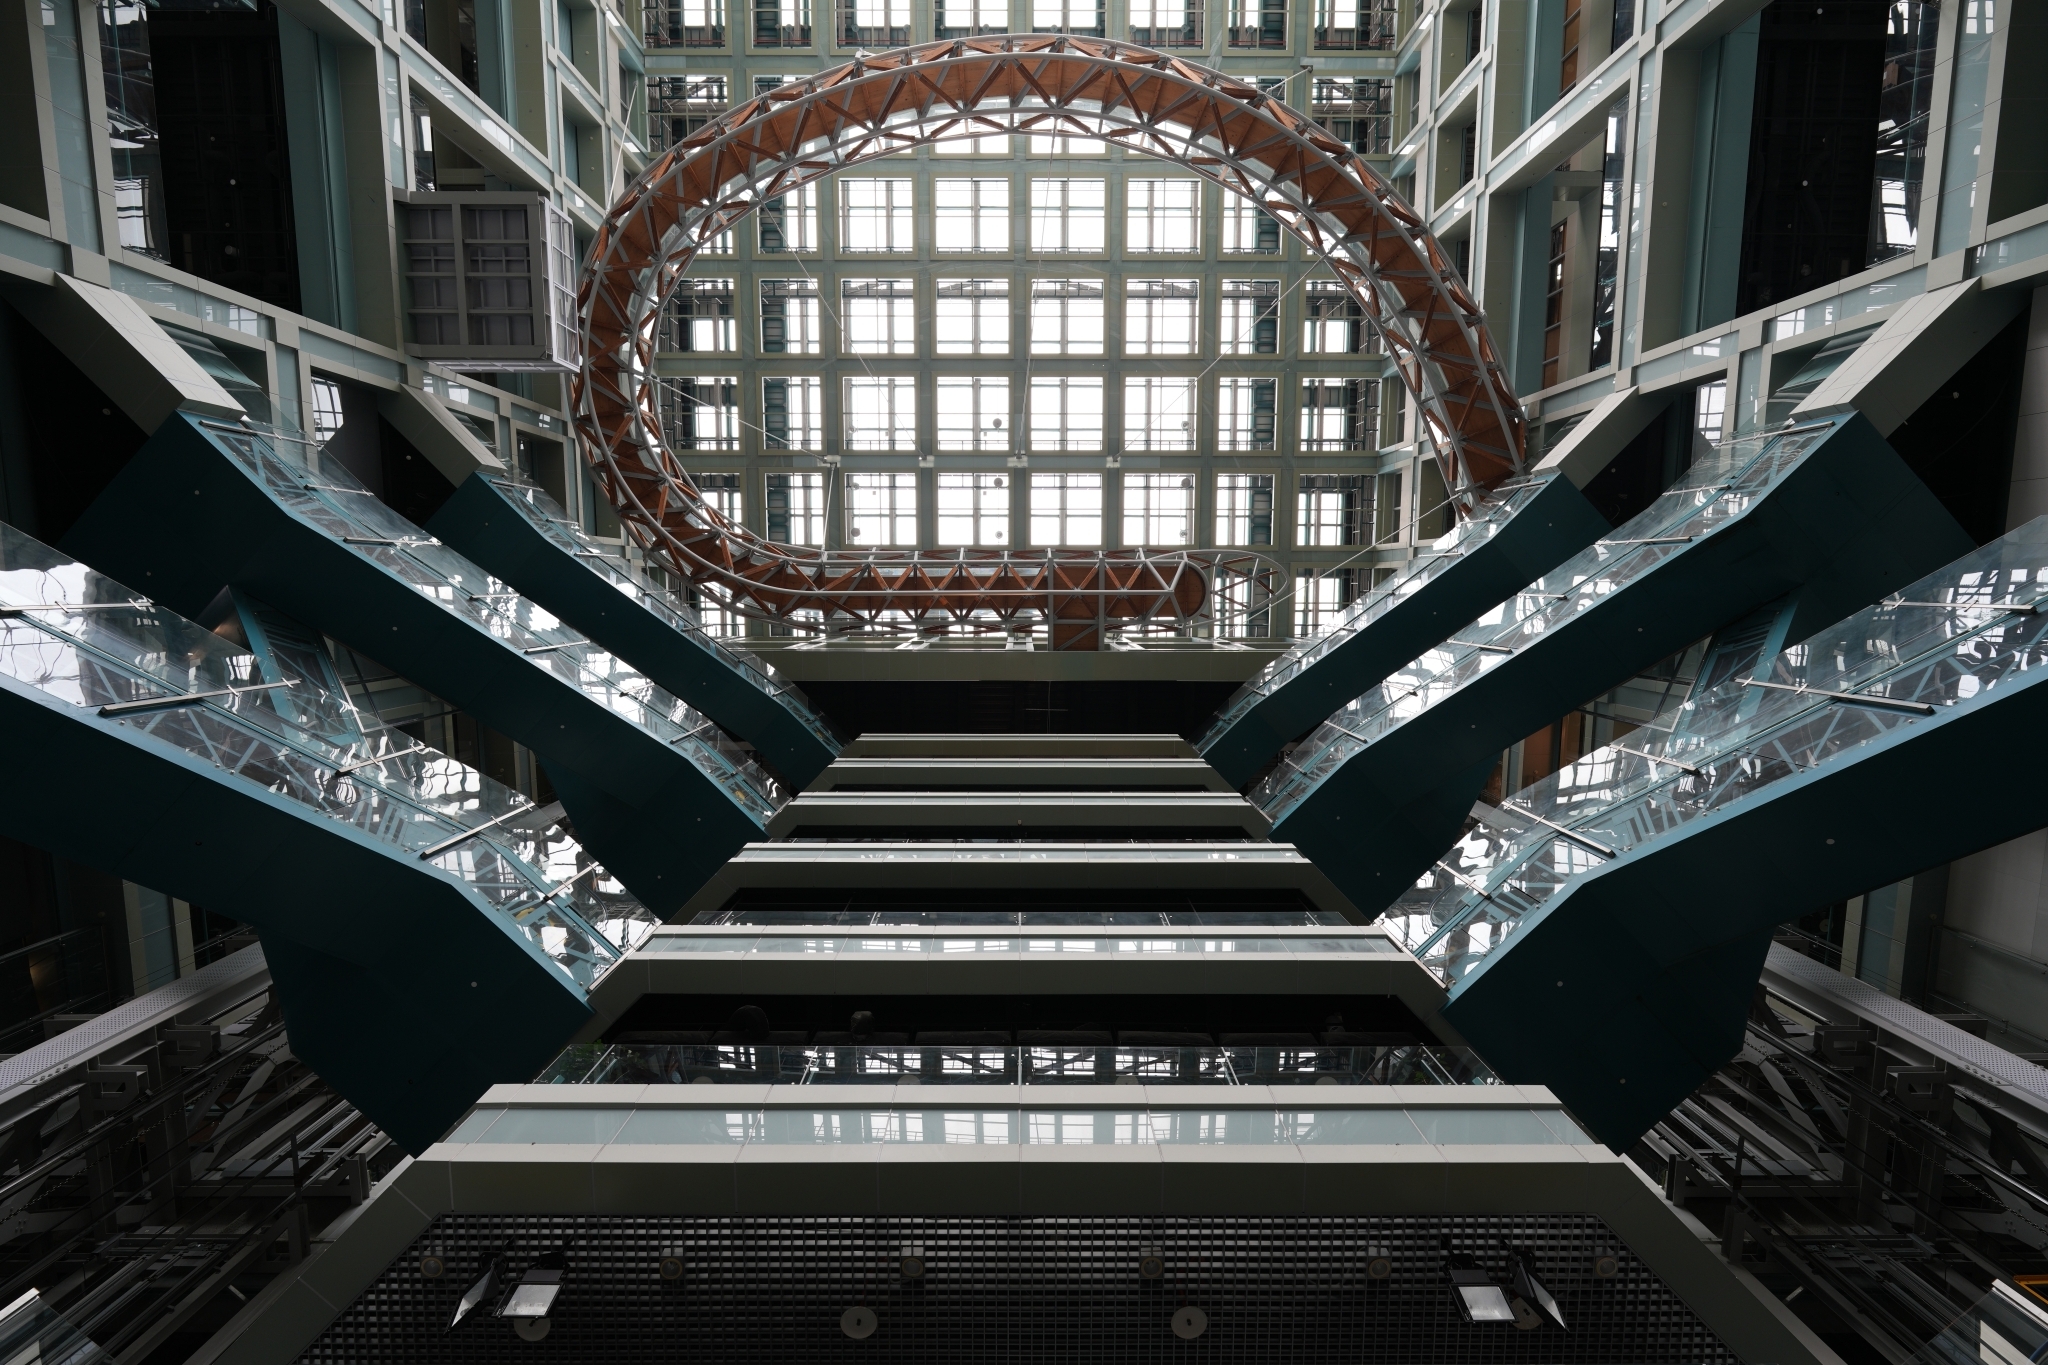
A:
[301,1214,1738,1363]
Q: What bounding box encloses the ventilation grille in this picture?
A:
[301,1214,1738,1364]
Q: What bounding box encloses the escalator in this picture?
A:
[429,473,841,787]
[1250,409,1970,919]
[62,414,779,913]
[0,521,644,1149]
[1386,518,2048,1146]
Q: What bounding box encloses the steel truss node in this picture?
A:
[575,35,1523,647]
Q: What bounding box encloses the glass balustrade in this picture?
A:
[1382,518,2048,984]
[1252,420,1840,825]
[193,420,783,823]
[1201,474,1558,741]
[0,519,654,985]
[480,475,841,754]
[537,1041,1498,1085]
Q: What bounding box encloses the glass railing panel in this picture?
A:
[1251,422,1838,824]
[481,475,839,750]
[0,520,647,985]
[193,421,783,821]
[1205,475,1556,732]
[1386,516,2048,984]
[534,1043,1497,1084]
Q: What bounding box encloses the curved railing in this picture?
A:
[575,35,1521,645]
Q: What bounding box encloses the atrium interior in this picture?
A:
[0,0,2046,1359]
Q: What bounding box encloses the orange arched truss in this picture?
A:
[574,35,1524,649]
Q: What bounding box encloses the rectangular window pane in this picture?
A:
[934,178,1010,253]
[1220,197,1281,253]
[937,0,1007,35]
[936,278,1011,355]
[1029,471,1102,545]
[1029,376,1103,451]
[837,0,909,46]
[936,470,1011,545]
[1217,376,1276,451]
[1129,0,1200,45]
[1122,471,1195,546]
[1123,376,1197,451]
[762,375,823,450]
[1029,279,1104,355]
[840,177,914,252]
[657,375,741,450]
[843,375,917,450]
[1299,379,1380,451]
[1031,0,1103,33]
[1296,473,1370,546]
[1126,179,1200,252]
[1302,278,1372,353]
[758,184,818,253]
[841,277,917,355]
[936,375,1011,451]
[753,0,811,44]
[765,469,827,544]
[1311,76,1393,154]
[1226,0,1287,47]
[1294,569,1354,636]
[845,470,918,546]
[1219,279,1279,354]
[760,279,822,353]
[659,277,737,352]
[1215,472,1273,546]
[1028,179,1106,252]
[1124,279,1198,356]
[934,133,1011,154]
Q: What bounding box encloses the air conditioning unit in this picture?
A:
[397,190,579,372]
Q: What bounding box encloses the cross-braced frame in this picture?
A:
[575,34,1524,649]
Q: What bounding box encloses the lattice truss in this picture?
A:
[575,35,1525,644]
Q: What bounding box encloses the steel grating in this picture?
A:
[300,1214,1737,1363]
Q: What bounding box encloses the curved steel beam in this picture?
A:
[575,35,1523,645]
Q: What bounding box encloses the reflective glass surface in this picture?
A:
[197,421,783,822]
[481,475,839,751]
[639,934,1398,956]
[537,1042,1496,1086]
[1202,474,1557,739]
[1253,419,1842,824]
[0,519,652,985]
[1382,517,2048,984]
[448,1102,1583,1145]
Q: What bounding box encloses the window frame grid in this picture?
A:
[935,470,1013,545]
[842,374,919,451]
[1122,376,1198,451]
[1028,375,1105,452]
[936,375,1013,452]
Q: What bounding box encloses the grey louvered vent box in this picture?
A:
[398,191,579,372]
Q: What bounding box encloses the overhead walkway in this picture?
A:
[1250,409,1971,918]
[0,521,650,1150]
[62,414,780,913]
[429,473,841,787]
[1371,519,2048,1146]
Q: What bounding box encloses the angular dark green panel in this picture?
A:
[62,415,767,914]
[429,473,840,788]
[1266,411,1971,917]
[1198,473,1612,789]
[0,671,590,1154]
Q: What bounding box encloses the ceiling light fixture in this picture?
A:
[1447,1252,1516,1324]
[498,1250,566,1340]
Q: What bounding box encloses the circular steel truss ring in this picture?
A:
[574,34,1524,646]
